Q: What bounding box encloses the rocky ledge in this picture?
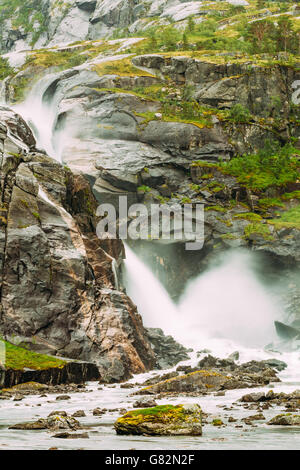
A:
[0,362,100,389]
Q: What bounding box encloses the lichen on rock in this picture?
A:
[114,403,202,436]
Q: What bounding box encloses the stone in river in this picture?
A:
[114,404,202,436]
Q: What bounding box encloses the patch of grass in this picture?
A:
[281,191,300,201]
[234,212,262,222]
[244,222,274,240]
[24,49,89,69]
[269,204,300,229]
[257,197,285,209]
[205,205,227,213]
[129,405,180,417]
[93,58,155,78]
[1,339,66,371]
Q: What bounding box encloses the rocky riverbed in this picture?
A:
[1,350,300,450]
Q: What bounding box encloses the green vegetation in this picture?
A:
[129,405,180,417]
[244,222,274,240]
[0,56,13,80]
[228,104,252,124]
[137,185,151,193]
[130,84,217,128]
[0,0,48,47]
[270,204,300,229]
[93,57,155,78]
[1,339,66,370]
[234,212,262,222]
[25,49,89,69]
[219,142,300,191]
[126,1,299,62]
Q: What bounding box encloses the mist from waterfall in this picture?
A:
[124,245,282,357]
[3,74,61,160]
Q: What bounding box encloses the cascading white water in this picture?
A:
[124,245,284,359]
[124,244,179,335]
[3,74,61,160]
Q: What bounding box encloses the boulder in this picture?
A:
[133,397,158,408]
[240,392,266,403]
[114,404,202,436]
[9,414,81,431]
[268,414,300,426]
[138,369,229,395]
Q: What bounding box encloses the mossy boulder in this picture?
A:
[268,414,300,426]
[138,370,229,395]
[114,404,202,436]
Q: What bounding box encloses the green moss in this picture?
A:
[257,197,285,209]
[0,339,66,371]
[93,58,155,78]
[137,185,151,193]
[281,191,300,201]
[220,233,239,240]
[115,404,190,427]
[269,204,300,230]
[191,161,218,169]
[234,212,262,222]
[205,205,226,213]
[128,405,180,417]
[244,222,274,240]
[212,419,224,426]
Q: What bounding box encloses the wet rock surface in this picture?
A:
[135,355,282,398]
[145,328,190,369]
[114,403,202,436]
[0,107,156,383]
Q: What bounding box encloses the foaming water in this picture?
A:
[124,244,178,333]
[10,75,60,160]
[178,251,280,349]
[124,246,284,358]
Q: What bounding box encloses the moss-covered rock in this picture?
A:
[139,369,229,395]
[114,404,202,436]
[268,414,300,426]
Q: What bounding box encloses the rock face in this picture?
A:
[6,50,296,300]
[0,362,99,389]
[0,0,230,53]
[114,403,202,436]
[145,328,190,369]
[0,106,156,382]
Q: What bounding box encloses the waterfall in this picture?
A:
[124,245,284,359]
[1,73,61,160]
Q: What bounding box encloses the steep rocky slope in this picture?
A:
[0,0,259,53]
[0,0,300,372]
[0,106,158,382]
[3,46,299,293]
